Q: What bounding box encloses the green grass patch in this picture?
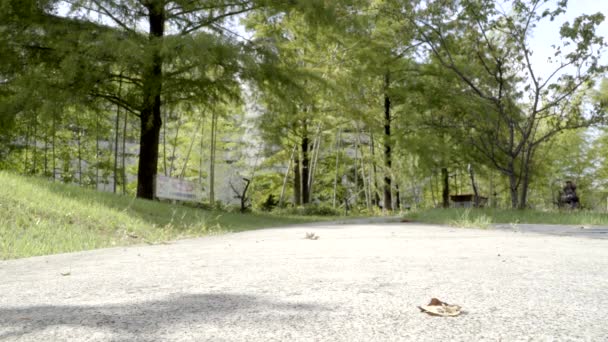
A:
[0,172,340,260]
[405,207,608,228]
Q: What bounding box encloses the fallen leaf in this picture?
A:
[60,272,71,276]
[305,232,319,240]
[418,298,462,317]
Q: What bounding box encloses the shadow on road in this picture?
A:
[0,293,328,340]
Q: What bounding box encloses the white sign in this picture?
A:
[156,175,202,202]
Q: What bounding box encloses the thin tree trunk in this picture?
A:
[122,103,128,194]
[455,169,459,194]
[279,145,296,207]
[32,114,37,174]
[95,110,100,188]
[24,120,29,174]
[294,152,301,206]
[44,129,48,177]
[353,124,359,205]
[395,184,401,210]
[308,134,321,200]
[136,5,164,199]
[370,133,380,207]
[509,170,519,209]
[332,129,341,208]
[383,72,393,211]
[356,128,370,210]
[163,108,168,176]
[180,118,203,178]
[198,115,206,185]
[442,167,450,208]
[301,125,310,205]
[519,147,535,209]
[168,111,183,177]
[489,170,495,207]
[52,116,56,180]
[468,164,479,207]
[77,128,82,185]
[209,111,218,204]
[113,78,122,193]
[430,170,437,208]
[368,143,374,208]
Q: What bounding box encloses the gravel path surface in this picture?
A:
[1,222,607,341]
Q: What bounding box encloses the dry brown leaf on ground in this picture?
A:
[418,298,462,317]
[305,232,319,240]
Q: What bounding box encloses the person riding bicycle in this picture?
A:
[562,180,579,208]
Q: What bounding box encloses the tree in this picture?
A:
[1,0,338,199]
[415,0,607,208]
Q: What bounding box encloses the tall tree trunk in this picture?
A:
[44,129,48,177]
[122,104,128,194]
[489,170,495,208]
[113,79,122,193]
[332,129,341,208]
[31,114,37,174]
[308,135,321,200]
[168,112,182,177]
[162,108,168,176]
[52,116,56,180]
[301,129,310,205]
[180,118,202,178]
[430,170,437,207]
[294,153,301,206]
[383,72,393,211]
[77,128,82,185]
[279,145,296,207]
[519,147,535,209]
[95,110,100,188]
[198,116,206,185]
[370,133,380,207]
[368,142,375,208]
[24,120,29,174]
[353,124,359,205]
[356,128,371,210]
[468,164,479,207]
[395,184,401,210]
[136,5,164,199]
[508,171,519,209]
[442,167,449,208]
[209,111,218,204]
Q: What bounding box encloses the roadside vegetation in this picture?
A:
[405,208,608,228]
[0,172,341,260]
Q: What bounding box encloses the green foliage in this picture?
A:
[1,0,607,214]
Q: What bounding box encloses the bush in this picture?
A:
[260,194,279,212]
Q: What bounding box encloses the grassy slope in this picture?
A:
[405,208,608,228]
[0,172,332,260]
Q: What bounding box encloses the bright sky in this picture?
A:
[56,0,607,82]
[526,0,608,81]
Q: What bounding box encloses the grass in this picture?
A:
[405,207,608,228]
[0,171,340,260]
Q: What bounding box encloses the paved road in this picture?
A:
[1,222,607,341]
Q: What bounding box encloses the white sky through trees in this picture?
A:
[54,0,607,83]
